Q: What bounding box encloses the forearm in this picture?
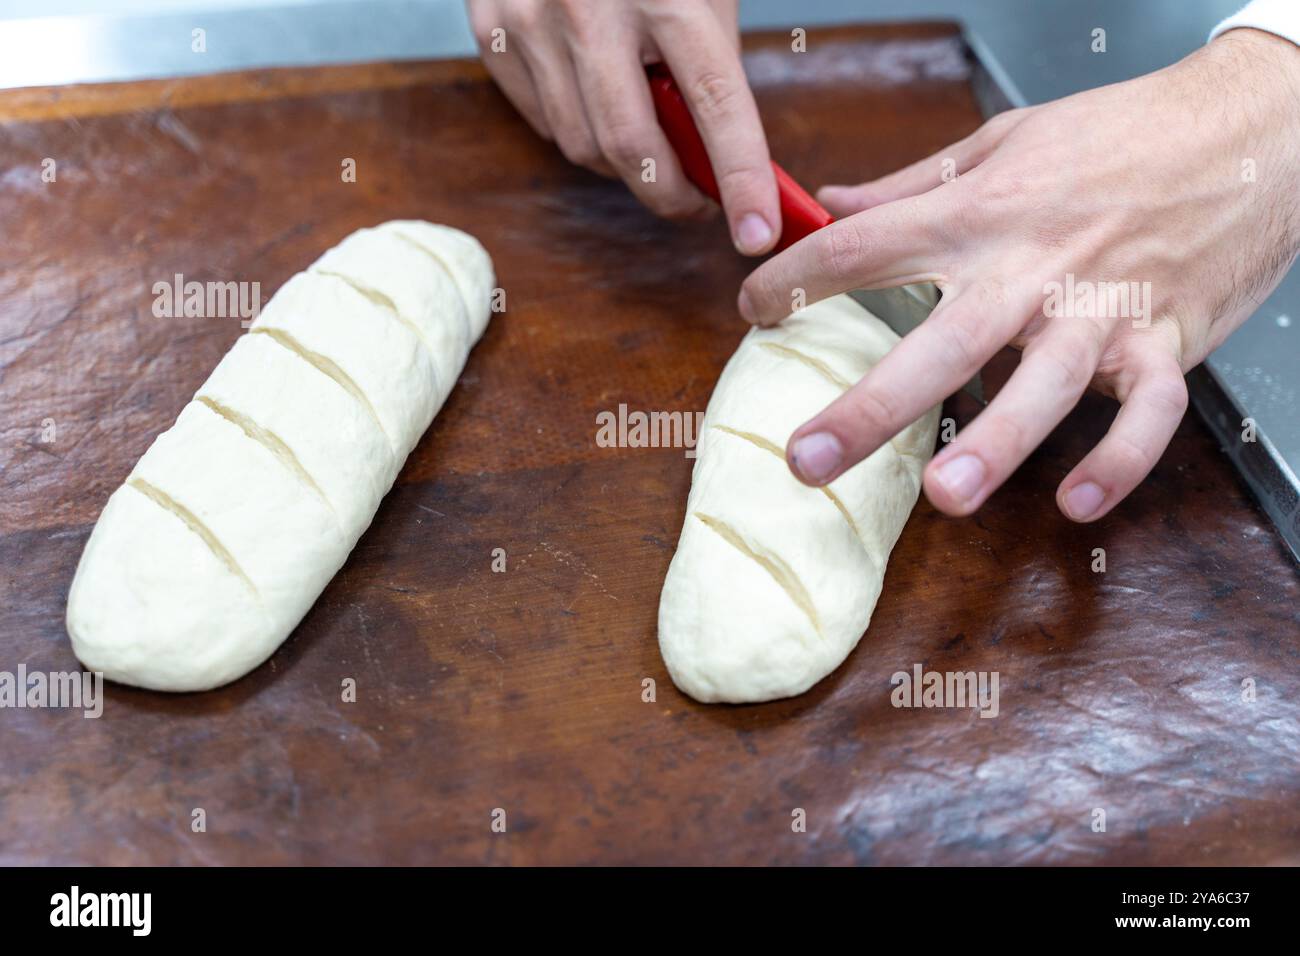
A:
[1212,0,1300,254]
[1186,27,1300,355]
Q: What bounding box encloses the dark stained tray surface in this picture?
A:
[0,24,1296,865]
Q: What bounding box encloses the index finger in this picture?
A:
[737,191,953,327]
[785,278,1043,487]
[571,37,712,219]
[651,10,779,254]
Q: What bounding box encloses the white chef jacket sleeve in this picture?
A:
[1211,0,1300,47]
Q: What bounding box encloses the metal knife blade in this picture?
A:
[848,284,986,405]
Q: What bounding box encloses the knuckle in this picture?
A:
[597,123,648,169]
[1144,374,1189,417]
[468,4,499,47]
[964,168,1029,213]
[713,162,767,199]
[557,132,601,168]
[643,184,704,219]
[983,107,1026,137]
[978,115,1009,140]
[1039,341,1095,394]
[984,411,1029,456]
[935,180,984,242]
[820,223,867,283]
[505,0,542,30]
[747,266,784,314]
[937,309,989,373]
[1107,432,1155,478]
[687,69,743,120]
[471,20,494,49]
[849,385,902,433]
[530,121,555,143]
[966,276,1014,310]
[560,5,600,44]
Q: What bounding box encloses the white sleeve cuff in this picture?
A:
[1210,0,1300,46]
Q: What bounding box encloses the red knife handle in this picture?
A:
[647,63,833,252]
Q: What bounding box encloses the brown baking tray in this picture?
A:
[0,24,1296,865]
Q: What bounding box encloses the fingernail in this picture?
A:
[933,454,985,505]
[735,213,773,255]
[737,288,757,324]
[1064,481,1105,521]
[790,432,842,484]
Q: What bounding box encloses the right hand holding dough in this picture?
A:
[467,0,781,254]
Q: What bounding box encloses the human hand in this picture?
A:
[467,0,780,254]
[738,28,1300,521]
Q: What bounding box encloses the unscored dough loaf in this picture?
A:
[658,294,940,704]
[65,221,494,691]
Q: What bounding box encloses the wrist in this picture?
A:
[1207,28,1300,126]
[1204,28,1300,250]
[1215,26,1300,88]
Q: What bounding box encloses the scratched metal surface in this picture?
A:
[0,25,1297,864]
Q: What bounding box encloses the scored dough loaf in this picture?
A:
[658,294,940,704]
[65,221,494,691]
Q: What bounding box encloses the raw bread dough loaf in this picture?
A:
[66,221,494,691]
[658,294,940,704]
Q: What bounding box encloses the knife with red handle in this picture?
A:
[647,63,831,252]
[646,63,984,402]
